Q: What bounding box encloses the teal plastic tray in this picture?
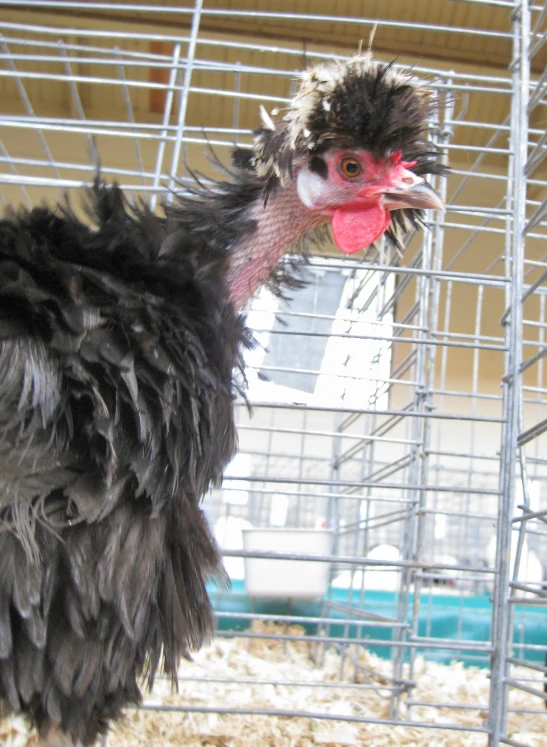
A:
[208,580,547,667]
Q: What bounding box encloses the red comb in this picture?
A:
[391,151,417,169]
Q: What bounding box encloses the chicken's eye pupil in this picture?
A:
[341,158,361,178]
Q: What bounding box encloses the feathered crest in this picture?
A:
[243,54,442,188]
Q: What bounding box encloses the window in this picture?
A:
[245,258,395,410]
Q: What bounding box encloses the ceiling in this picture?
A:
[7,0,545,73]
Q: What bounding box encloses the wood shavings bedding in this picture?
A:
[3,621,546,746]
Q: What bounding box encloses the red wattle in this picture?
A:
[331,204,391,255]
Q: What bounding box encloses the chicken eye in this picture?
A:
[340,157,362,179]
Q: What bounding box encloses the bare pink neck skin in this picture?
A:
[225,179,326,309]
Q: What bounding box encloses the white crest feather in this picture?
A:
[259,104,276,131]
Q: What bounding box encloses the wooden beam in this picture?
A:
[149,40,173,114]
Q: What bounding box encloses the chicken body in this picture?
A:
[0,188,241,744]
[0,54,444,745]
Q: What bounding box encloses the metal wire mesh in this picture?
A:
[1,1,547,745]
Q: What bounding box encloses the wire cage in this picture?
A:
[1,1,547,746]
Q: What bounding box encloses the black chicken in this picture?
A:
[0,55,444,745]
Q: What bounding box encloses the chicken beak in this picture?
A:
[381,181,444,212]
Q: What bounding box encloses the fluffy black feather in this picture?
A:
[0,183,243,745]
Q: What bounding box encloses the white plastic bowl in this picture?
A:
[242,528,334,598]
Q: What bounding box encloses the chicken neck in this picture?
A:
[225,178,326,309]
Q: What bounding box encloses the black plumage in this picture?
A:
[0,54,444,745]
[0,187,243,743]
